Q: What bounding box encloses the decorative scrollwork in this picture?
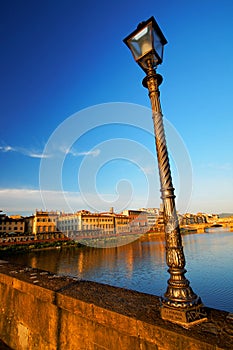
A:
[166,247,185,269]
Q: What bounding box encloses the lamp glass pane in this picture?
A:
[152,29,163,61]
[128,24,153,61]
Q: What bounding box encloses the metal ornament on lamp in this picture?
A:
[123,16,207,327]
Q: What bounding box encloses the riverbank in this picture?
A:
[1,228,231,255]
[0,232,151,253]
[0,239,83,254]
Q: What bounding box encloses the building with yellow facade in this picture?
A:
[25,210,59,235]
[0,213,25,235]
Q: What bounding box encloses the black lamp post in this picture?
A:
[123,17,207,327]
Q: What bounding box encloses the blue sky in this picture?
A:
[0,0,232,215]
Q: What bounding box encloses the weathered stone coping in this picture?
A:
[0,260,233,349]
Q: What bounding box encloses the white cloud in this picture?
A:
[0,145,15,152]
[59,146,100,157]
[72,149,100,157]
[27,152,50,159]
[0,188,78,215]
[0,144,50,159]
[0,143,100,159]
[0,187,159,216]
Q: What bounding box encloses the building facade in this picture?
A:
[25,211,59,235]
[57,210,131,238]
[121,210,148,232]
[0,213,25,235]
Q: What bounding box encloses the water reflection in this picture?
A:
[4,230,233,312]
[182,231,233,312]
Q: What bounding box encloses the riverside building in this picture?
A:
[24,210,59,236]
[57,210,131,239]
[0,213,25,235]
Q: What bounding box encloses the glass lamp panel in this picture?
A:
[152,29,163,61]
[128,24,153,61]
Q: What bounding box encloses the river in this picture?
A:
[2,228,233,312]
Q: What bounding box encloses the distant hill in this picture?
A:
[218,213,233,218]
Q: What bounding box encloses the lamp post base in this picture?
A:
[160,303,208,328]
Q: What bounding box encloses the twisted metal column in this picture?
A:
[144,59,207,327]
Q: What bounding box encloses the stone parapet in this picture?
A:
[0,260,232,349]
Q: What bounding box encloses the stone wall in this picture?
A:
[0,260,233,349]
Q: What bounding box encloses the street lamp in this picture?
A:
[123,17,207,327]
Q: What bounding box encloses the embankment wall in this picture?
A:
[0,261,233,349]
